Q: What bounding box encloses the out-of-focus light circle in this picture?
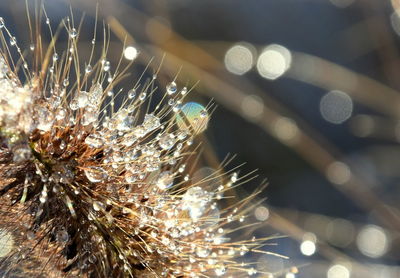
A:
[326,218,355,248]
[224,43,254,75]
[286,273,296,278]
[350,115,374,137]
[356,225,389,258]
[0,230,14,258]
[330,0,355,8]
[300,234,317,257]
[326,161,351,185]
[300,240,316,256]
[124,46,138,61]
[273,117,299,144]
[327,264,350,278]
[320,90,353,124]
[257,44,291,80]
[254,206,269,221]
[241,94,263,120]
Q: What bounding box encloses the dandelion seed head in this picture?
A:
[0,10,274,278]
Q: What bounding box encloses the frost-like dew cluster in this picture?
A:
[0,14,272,278]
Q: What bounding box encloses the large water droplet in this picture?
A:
[84,166,108,183]
[176,102,209,134]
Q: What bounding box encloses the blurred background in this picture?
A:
[2,0,400,277]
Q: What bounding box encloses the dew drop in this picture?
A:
[166,81,177,95]
[84,166,108,183]
[85,64,92,73]
[176,102,209,134]
[70,28,77,38]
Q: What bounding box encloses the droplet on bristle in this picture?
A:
[10,37,16,46]
[70,28,77,38]
[156,171,174,190]
[176,102,209,134]
[166,81,177,95]
[84,166,108,183]
[103,61,111,72]
[85,64,92,73]
[0,17,5,28]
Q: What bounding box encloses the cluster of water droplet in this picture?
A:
[0,16,265,277]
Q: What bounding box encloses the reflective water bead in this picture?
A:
[176,102,209,134]
[0,17,4,28]
[69,98,79,111]
[70,28,77,38]
[128,89,136,99]
[166,81,177,95]
[84,166,108,183]
[10,37,16,46]
[77,91,89,108]
[103,61,111,71]
[156,171,174,190]
[85,64,92,73]
[143,114,160,133]
[214,264,226,276]
[159,133,176,150]
[180,87,188,95]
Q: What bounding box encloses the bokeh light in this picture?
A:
[257,44,291,80]
[123,46,138,61]
[356,225,390,258]
[224,43,255,75]
[326,161,351,185]
[327,264,351,278]
[240,94,264,120]
[254,206,270,221]
[320,90,353,124]
[300,233,317,256]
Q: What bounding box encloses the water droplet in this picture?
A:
[182,186,212,220]
[85,134,103,148]
[215,264,226,276]
[180,87,188,95]
[156,171,174,190]
[84,166,108,183]
[166,81,177,95]
[56,230,69,243]
[0,17,5,28]
[70,28,77,38]
[176,102,209,134]
[159,133,176,150]
[53,53,58,61]
[143,114,160,133]
[10,37,16,46]
[85,64,92,73]
[46,18,50,25]
[103,61,110,72]
[70,98,79,110]
[128,89,136,99]
[77,91,89,108]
